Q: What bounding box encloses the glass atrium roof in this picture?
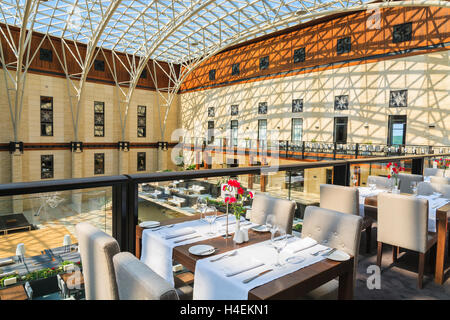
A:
[0,0,379,64]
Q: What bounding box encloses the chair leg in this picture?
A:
[365,226,372,253]
[418,252,425,289]
[377,242,383,267]
[392,246,398,263]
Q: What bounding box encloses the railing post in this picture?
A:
[302,141,305,160]
[333,142,337,160]
[355,143,359,159]
[112,181,129,251]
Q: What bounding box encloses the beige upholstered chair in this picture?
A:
[376,193,437,289]
[367,175,396,190]
[430,176,450,185]
[300,206,363,299]
[417,182,450,199]
[113,252,180,300]
[398,173,423,194]
[250,193,296,233]
[320,184,373,253]
[424,168,445,177]
[75,222,120,300]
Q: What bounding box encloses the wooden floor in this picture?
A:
[0,226,77,259]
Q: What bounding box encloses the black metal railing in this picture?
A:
[0,153,448,254]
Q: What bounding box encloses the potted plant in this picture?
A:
[223,179,254,243]
[386,162,405,193]
[0,274,19,287]
[434,158,449,174]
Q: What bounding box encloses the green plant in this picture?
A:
[0,274,19,287]
[186,164,196,170]
[311,138,317,142]
[206,197,225,207]
[163,169,172,172]
[293,224,303,232]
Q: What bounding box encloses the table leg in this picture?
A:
[435,210,447,285]
[338,259,354,300]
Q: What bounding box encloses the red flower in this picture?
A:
[222,185,226,191]
[392,167,397,174]
[227,179,240,188]
[394,163,398,167]
[387,162,392,167]
[248,191,253,199]
[237,187,244,195]
[228,196,237,203]
[225,196,230,203]
[51,267,55,270]
[387,174,391,179]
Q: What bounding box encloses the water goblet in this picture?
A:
[271,228,287,268]
[204,206,217,236]
[411,181,418,195]
[197,197,207,221]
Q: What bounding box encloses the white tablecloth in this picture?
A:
[358,187,386,217]
[193,237,328,300]
[140,214,250,286]
[415,195,449,232]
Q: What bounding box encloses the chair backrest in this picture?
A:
[320,184,359,215]
[250,193,296,233]
[24,281,33,299]
[398,173,423,194]
[367,175,395,190]
[75,222,120,300]
[302,206,362,285]
[417,182,450,199]
[113,252,179,300]
[377,193,429,253]
[424,168,445,177]
[430,176,450,185]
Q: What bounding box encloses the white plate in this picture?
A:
[188,245,215,256]
[251,225,270,232]
[326,250,350,262]
[139,221,160,228]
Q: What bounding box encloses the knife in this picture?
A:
[173,235,202,244]
[322,248,337,257]
[242,269,273,284]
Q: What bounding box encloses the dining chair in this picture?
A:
[113,252,192,300]
[300,206,362,299]
[398,173,423,194]
[424,168,445,177]
[367,175,396,190]
[417,182,450,199]
[430,176,450,185]
[250,192,296,234]
[319,184,372,253]
[376,193,437,289]
[75,222,120,300]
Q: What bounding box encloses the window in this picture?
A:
[94,153,105,174]
[94,59,105,71]
[292,99,303,113]
[334,117,348,144]
[230,105,239,116]
[137,152,146,171]
[258,119,267,141]
[230,120,238,146]
[291,118,303,142]
[258,102,268,115]
[259,56,269,70]
[39,48,52,62]
[232,63,240,76]
[334,95,349,110]
[207,120,215,144]
[94,101,105,137]
[137,105,146,137]
[337,37,351,55]
[293,47,305,63]
[40,96,53,136]
[41,155,54,179]
[393,23,412,43]
[388,115,407,146]
[209,69,216,81]
[208,107,215,117]
[389,90,408,108]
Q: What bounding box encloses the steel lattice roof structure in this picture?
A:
[0,0,448,142]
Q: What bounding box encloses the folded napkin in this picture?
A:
[285,237,318,254]
[162,227,196,240]
[221,257,264,277]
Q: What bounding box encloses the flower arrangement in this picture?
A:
[434,158,449,170]
[386,162,405,188]
[222,179,253,220]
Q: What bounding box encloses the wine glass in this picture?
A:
[265,214,278,235]
[411,181,418,195]
[271,227,287,268]
[368,183,376,191]
[197,197,207,221]
[204,206,217,236]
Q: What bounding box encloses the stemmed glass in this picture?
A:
[204,206,217,236]
[271,227,288,268]
[369,183,376,191]
[411,181,418,195]
[197,197,207,221]
[265,214,278,236]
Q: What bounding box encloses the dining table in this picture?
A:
[363,194,450,285]
[136,214,355,300]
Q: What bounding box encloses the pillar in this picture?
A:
[11,151,23,213]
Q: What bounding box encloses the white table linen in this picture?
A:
[193,237,328,300]
[140,214,255,286]
[358,187,386,217]
[415,195,449,232]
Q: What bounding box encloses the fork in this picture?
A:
[311,247,332,256]
[150,224,174,231]
[210,250,237,262]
